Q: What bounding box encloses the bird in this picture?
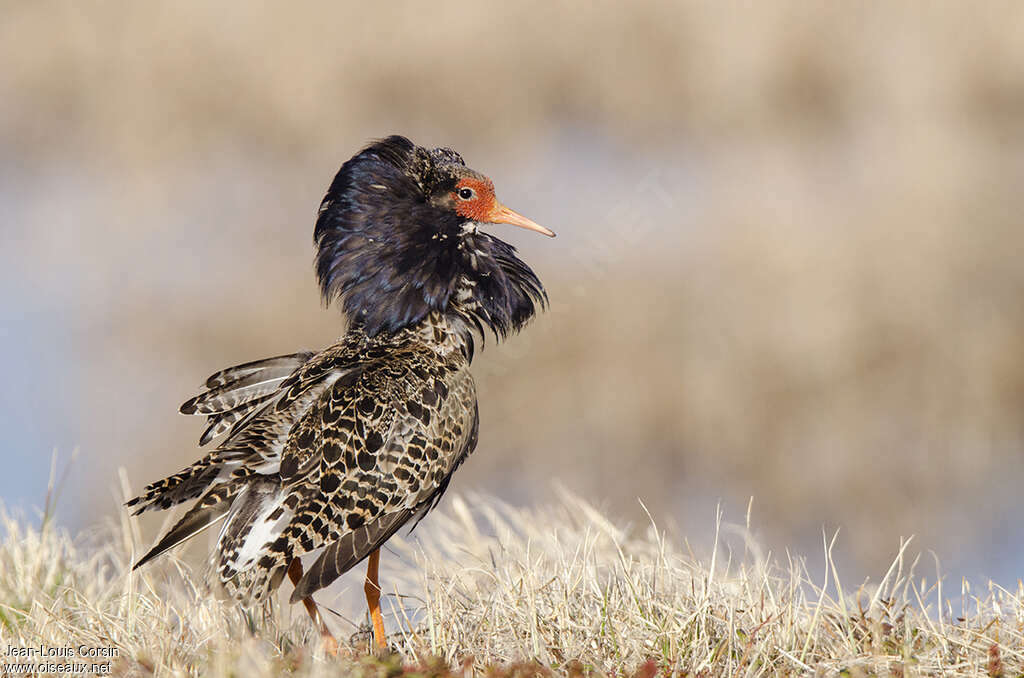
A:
[126,135,554,652]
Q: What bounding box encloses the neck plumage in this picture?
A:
[324,230,546,361]
[348,310,476,362]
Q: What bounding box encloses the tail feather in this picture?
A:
[124,450,252,515]
[127,353,321,517]
[128,350,326,589]
[216,479,297,601]
[132,483,239,570]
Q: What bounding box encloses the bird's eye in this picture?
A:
[457,187,476,200]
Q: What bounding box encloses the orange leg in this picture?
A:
[288,559,339,656]
[364,549,388,650]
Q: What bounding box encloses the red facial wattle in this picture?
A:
[453,178,556,238]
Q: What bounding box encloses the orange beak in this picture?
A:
[487,203,556,238]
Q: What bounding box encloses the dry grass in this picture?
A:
[2,486,1022,677]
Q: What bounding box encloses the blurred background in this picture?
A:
[2,2,1023,589]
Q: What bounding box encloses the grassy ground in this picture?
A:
[1,484,1021,677]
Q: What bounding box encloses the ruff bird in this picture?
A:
[127,135,554,651]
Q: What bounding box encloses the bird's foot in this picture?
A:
[349,625,390,655]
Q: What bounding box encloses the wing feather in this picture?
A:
[290,509,413,602]
[203,352,316,389]
[226,349,479,601]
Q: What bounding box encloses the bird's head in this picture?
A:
[314,135,554,342]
